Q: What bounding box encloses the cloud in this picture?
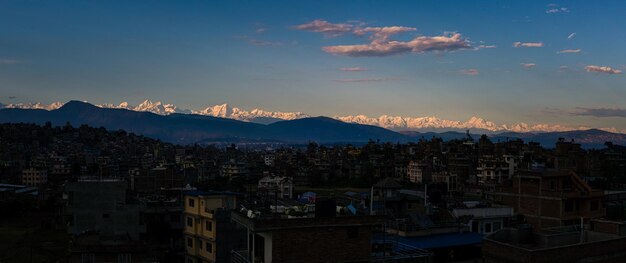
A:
[513,42,543,48]
[572,107,626,118]
[255,27,267,34]
[323,32,471,57]
[546,7,569,13]
[333,78,392,83]
[476,45,496,50]
[339,67,368,72]
[293,20,353,37]
[557,49,581,54]
[0,59,21,65]
[352,26,416,41]
[521,63,536,68]
[248,39,282,46]
[585,65,622,74]
[460,69,479,75]
[8,96,17,99]
[568,33,576,39]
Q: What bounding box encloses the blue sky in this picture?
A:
[1,0,625,130]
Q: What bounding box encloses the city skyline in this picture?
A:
[1,1,626,131]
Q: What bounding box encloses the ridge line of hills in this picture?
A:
[1,100,625,148]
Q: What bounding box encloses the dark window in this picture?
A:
[170,214,180,222]
[187,216,193,227]
[188,198,195,207]
[565,200,574,212]
[206,242,213,253]
[102,213,110,219]
[550,181,556,190]
[485,223,492,233]
[187,237,193,248]
[206,221,213,231]
[198,240,202,249]
[347,226,359,238]
[493,222,502,231]
[562,179,572,190]
[591,200,599,211]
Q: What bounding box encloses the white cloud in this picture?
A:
[513,42,544,48]
[568,33,576,39]
[339,67,368,72]
[323,32,471,57]
[292,20,354,37]
[460,69,479,75]
[585,65,622,74]
[521,63,536,68]
[546,7,569,13]
[476,45,497,50]
[557,49,581,54]
[333,78,391,83]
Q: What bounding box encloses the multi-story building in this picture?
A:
[452,202,515,235]
[483,220,626,263]
[257,175,294,199]
[21,168,48,186]
[183,191,244,263]
[407,160,424,184]
[65,178,149,262]
[488,169,605,229]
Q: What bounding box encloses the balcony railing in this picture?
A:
[231,250,250,263]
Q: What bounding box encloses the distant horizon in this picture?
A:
[2,99,625,134]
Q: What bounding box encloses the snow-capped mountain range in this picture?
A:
[0,100,620,133]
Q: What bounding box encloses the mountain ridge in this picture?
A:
[1,100,609,133]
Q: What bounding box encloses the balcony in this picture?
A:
[231,250,251,263]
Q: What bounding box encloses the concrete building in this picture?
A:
[452,203,515,235]
[488,170,605,229]
[21,168,48,186]
[407,161,428,184]
[65,178,149,262]
[231,208,386,263]
[257,175,294,199]
[483,220,626,263]
[65,178,146,239]
[184,191,245,263]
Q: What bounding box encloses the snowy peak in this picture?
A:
[0,101,64,110]
[2,99,622,134]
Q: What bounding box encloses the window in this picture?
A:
[206,242,213,253]
[565,200,575,212]
[347,226,359,238]
[117,253,131,263]
[484,223,492,233]
[188,198,195,207]
[81,254,95,263]
[187,237,193,248]
[187,216,193,227]
[206,221,213,231]
[591,200,599,211]
[198,240,203,249]
[562,179,572,190]
[102,213,110,219]
[493,222,502,231]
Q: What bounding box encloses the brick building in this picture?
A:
[231,211,384,263]
[488,169,605,229]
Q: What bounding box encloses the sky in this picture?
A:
[1,0,626,131]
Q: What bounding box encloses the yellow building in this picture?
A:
[184,191,240,263]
